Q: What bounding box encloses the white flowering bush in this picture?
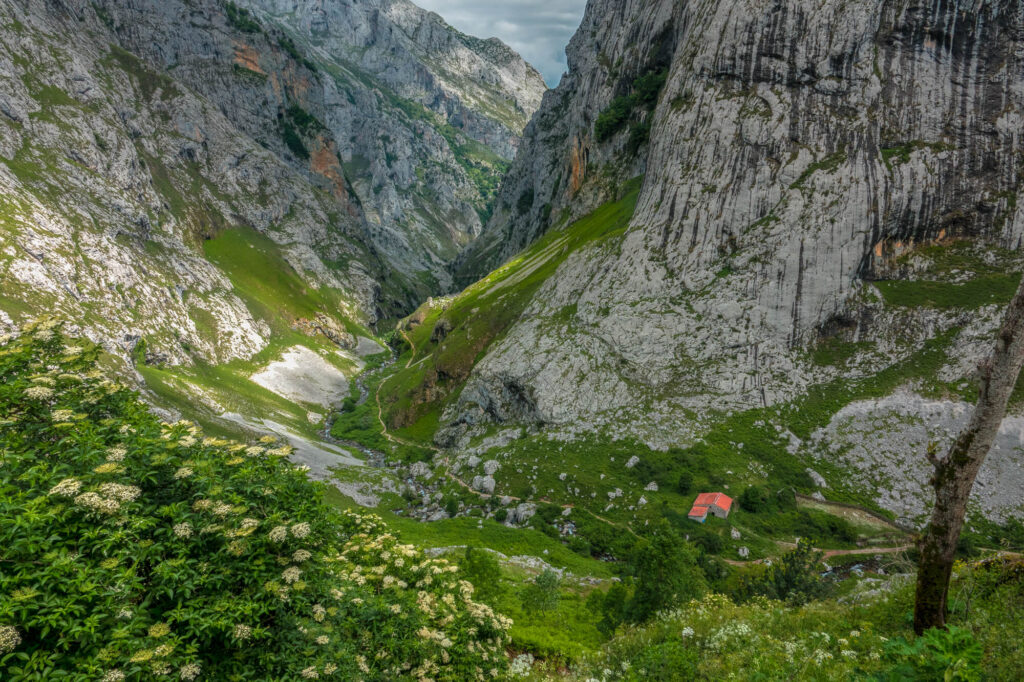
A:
[0,321,509,680]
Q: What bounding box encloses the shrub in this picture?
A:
[734,538,827,606]
[739,485,771,513]
[493,508,508,523]
[625,522,706,622]
[224,1,261,33]
[0,321,509,680]
[878,626,983,681]
[521,570,561,614]
[677,470,694,495]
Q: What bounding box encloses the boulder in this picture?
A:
[471,475,496,495]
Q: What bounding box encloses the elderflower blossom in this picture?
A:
[100,483,141,502]
[245,446,265,457]
[300,667,319,679]
[179,663,201,680]
[356,656,370,674]
[268,526,288,542]
[106,446,127,462]
[0,626,21,654]
[24,385,54,400]
[173,523,193,539]
[311,604,326,622]
[291,522,311,539]
[48,478,82,497]
[51,409,74,422]
[100,670,125,682]
[292,549,311,562]
[315,635,329,645]
[93,462,122,474]
[233,624,252,640]
[282,567,302,584]
[149,623,171,638]
[174,467,194,480]
[266,446,293,457]
[75,492,120,514]
[212,502,233,517]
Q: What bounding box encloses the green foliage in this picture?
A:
[521,570,561,614]
[278,35,317,73]
[625,522,706,622]
[877,626,983,681]
[281,122,309,160]
[594,69,668,143]
[789,151,847,189]
[0,322,509,680]
[875,273,1021,310]
[739,485,771,513]
[224,1,261,33]
[592,582,630,637]
[461,547,504,602]
[734,539,827,606]
[676,471,694,495]
[619,641,699,681]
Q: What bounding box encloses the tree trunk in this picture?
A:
[913,276,1024,635]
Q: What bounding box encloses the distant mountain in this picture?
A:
[0,0,545,369]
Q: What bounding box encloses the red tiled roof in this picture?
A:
[688,505,709,518]
[693,492,733,512]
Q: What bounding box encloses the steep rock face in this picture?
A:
[0,0,545,364]
[441,0,1024,520]
[238,0,548,289]
[0,0,384,364]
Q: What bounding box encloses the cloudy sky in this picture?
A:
[415,0,588,86]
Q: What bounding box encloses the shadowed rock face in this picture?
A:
[236,0,548,290]
[444,1,1024,457]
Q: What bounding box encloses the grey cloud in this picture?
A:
[415,0,588,86]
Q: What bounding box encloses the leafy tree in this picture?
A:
[444,497,459,516]
[676,470,694,495]
[625,521,706,622]
[462,547,504,602]
[0,321,509,680]
[590,582,629,637]
[739,485,771,513]
[521,569,561,614]
[735,538,826,606]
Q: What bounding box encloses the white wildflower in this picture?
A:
[174,467,194,480]
[173,523,193,539]
[233,624,252,640]
[292,549,311,563]
[48,478,81,497]
[0,626,21,654]
[24,385,54,400]
[268,526,288,542]
[179,662,201,680]
[290,522,310,539]
[282,567,302,584]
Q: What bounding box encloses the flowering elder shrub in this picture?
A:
[0,320,510,681]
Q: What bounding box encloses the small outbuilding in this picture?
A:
[687,492,733,523]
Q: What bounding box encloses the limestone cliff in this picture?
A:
[436,0,1024,523]
[0,0,544,366]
